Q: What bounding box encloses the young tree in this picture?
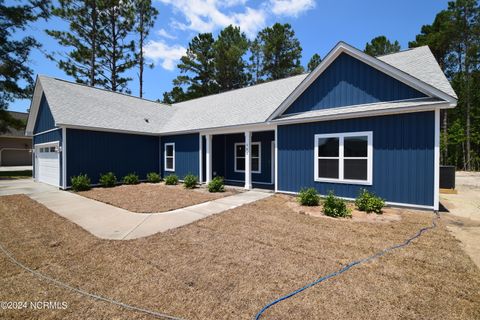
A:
[134,0,158,98]
[46,0,103,87]
[164,33,218,102]
[364,35,401,56]
[1,0,49,132]
[97,0,136,93]
[307,53,321,72]
[255,23,304,80]
[214,25,250,92]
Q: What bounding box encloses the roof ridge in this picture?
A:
[172,73,308,106]
[38,75,172,107]
[375,45,429,58]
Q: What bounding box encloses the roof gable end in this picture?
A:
[268,42,457,120]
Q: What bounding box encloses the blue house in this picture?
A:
[26,42,457,211]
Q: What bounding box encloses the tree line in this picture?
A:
[1,0,479,170]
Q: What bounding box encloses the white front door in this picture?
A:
[36,143,60,187]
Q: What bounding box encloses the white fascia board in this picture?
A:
[58,124,160,136]
[267,41,457,121]
[25,77,43,136]
[272,102,450,126]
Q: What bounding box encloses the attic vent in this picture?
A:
[144,118,149,123]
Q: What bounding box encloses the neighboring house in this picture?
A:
[0,111,32,167]
[26,42,457,211]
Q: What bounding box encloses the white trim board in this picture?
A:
[267,42,457,121]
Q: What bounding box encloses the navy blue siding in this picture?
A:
[278,111,435,206]
[161,133,199,179]
[33,128,63,186]
[284,53,426,115]
[66,129,159,186]
[212,131,274,184]
[34,94,56,133]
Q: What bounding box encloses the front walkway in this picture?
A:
[0,179,271,240]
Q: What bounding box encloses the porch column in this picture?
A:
[205,134,212,183]
[244,131,252,190]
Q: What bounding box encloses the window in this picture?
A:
[314,132,372,185]
[164,143,175,172]
[235,142,261,173]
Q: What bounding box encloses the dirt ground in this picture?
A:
[1,194,479,320]
[78,183,239,213]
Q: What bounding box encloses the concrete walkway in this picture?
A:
[0,179,271,240]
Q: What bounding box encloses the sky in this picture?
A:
[9,0,451,113]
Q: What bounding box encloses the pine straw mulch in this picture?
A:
[78,183,240,213]
[0,194,479,320]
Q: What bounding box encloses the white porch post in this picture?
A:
[244,131,252,190]
[199,134,203,183]
[205,134,212,183]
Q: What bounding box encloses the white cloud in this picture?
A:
[144,40,186,71]
[269,0,315,17]
[157,28,177,39]
[157,0,266,38]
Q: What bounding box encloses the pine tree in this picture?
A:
[164,33,218,102]
[307,53,321,72]
[214,25,250,92]
[134,0,158,98]
[97,0,136,93]
[248,38,263,84]
[255,23,304,80]
[46,0,103,87]
[1,0,49,133]
[364,36,401,56]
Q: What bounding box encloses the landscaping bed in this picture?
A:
[1,194,479,319]
[78,183,240,213]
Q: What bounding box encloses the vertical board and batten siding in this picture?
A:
[284,53,426,115]
[161,133,199,179]
[66,129,159,186]
[277,111,435,207]
[32,95,63,185]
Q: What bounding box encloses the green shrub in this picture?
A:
[208,176,225,192]
[99,172,116,188]
[297,188,320,206]
[183,174,198,189]
[323,191,351,218]
[355,189,385,214]
[123,173,139,185]
[71,174,91,192]
[147,172,161,183]
[164,174,178,185]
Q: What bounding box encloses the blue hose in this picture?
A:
[254,212,439,319]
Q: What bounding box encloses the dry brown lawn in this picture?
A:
[78,183,239,213]
[0,194,479,320]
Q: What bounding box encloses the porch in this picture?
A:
[199,129,276,190]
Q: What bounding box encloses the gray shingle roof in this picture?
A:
[377,46,457,99]
[1,111,28,137]
[35,44,455,135]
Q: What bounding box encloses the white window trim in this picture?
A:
[234,142,261,174]
[314,131,373,185]
[164,142,175,172]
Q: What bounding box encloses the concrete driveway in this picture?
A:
[441,171,480,269]
[0,179,271,240]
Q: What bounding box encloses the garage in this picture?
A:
[35,143,60,187]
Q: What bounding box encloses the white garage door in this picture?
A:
[36,144,60,187]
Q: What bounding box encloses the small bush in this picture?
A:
[123,173,139,185]
[323,191,351,218]
[147,172,161,183]
[297,188,320,206]
[208,176,225,192]
[71,174,91,192]
[355,189,385,214]
[183,174,198,189]
[164,174,178,185]
[99,172,116,188]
